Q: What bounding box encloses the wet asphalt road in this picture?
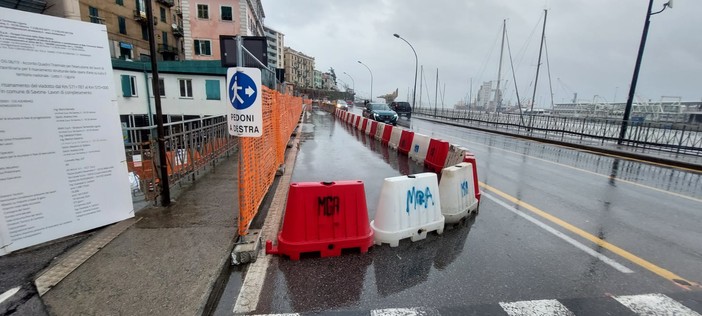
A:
[251,107,702,314]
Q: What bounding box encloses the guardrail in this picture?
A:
[414,108,702,157]
[123,115,237,202]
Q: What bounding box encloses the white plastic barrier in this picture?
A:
[408,133,431,163]
[371,173,445,247]
[365,119,374,135]
[375,122,386,140]
[388,126,403,149]
[348,113,355,124]
[439,162,478,223]
[445,144,468,166]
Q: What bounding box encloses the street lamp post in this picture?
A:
[393,33,418,112]
[343,71,355,98]
[618,0,673,145]
[357,61,373,102]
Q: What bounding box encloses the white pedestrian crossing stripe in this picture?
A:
[499,299,575,316]
[614,293,701,316]
[251,293,701,316]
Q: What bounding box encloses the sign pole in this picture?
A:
[236,35,243,238]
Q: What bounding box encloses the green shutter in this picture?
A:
[121,75,132,97]
[194,40,200,55]
[205,80,220,100]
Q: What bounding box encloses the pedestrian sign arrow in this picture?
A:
[229,70,258,110]
[226,68,262,137]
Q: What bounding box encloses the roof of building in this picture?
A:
[111,59,227,76]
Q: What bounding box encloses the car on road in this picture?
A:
[389,101,412,119]
[335,99,349,111]
[363,102,398,125]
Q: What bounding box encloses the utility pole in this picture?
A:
[145,0,170,206]
[419,65,423,109]
[618,0,672,145]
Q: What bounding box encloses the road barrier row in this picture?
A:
[264,109,482,260]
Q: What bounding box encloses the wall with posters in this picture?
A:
[0,7,133,255]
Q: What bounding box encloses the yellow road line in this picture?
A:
[425,129,702,204]
[480,182,697,289]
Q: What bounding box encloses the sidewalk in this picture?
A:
[39,153,239,315]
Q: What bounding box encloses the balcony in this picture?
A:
[133,10,147,23]
[156,0,174,7]
[172,25,184,37]
[175,6,182,17]
[89,15,105,24]
[158,44,178,54]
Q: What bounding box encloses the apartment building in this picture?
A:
[284,47,314,88]
[36,0,186,61]
[264,26,284,70]
[183,0,265,61]
[313,70,322,89]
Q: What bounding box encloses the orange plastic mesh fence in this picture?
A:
[238,86,303,235]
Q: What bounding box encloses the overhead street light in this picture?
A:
[343,71,355,94]
[618,0,673,145]
[393,33,418,112]
[357,61,373,102]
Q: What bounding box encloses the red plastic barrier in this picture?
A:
[462,152,481,201]
[266,181,374,260]
[424,139,450,173]
[355,116,361,128]
[369,121,378,136]
[361,118,368,131]
[381,125,393,145]
[342,111,347,121]
[397,130,414,155]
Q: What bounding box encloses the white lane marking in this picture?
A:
[499,299,575,316]
[614,293,701,316]
[371,307,435,316]
[484,192,634,274]
[0,286,20,304]
[249,314,299,316]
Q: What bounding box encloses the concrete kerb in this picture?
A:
[233,122,303,314]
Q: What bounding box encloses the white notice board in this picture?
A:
[0,7,133,255]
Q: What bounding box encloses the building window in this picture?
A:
[118,16,127,34]
[135,0,145,12]
[197,4,209,19]
[193,39,211,56]
[116,0,123,5]
[88,6,102,24]
[149,78,165,97]
[141,24,149,40]
[205,80,220,100]
[121,75,138,97]
[160,7,166,23]
[179,79,193,98]
[221,6,232,21]
[162,31,168,45]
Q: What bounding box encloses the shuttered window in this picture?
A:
[205,80,220,100]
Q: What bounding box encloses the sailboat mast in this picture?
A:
[434,68,439,115]
[494,19,506,112]
[419,65,424,109]
[530,9,548,114]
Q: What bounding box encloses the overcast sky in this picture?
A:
[262,0,701,108]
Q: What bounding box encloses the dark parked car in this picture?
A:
[389,101,412,118]
[363,102,398,125]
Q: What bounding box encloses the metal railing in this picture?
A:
[414,108,702,157]
[123,115,237,202]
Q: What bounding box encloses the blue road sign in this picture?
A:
[228,71,258,110]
